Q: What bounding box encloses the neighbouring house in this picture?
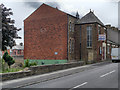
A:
[10,44,24,64]
[1,44,24,57]
[106,25,120,59]
[75,10,107,63]
[11,44,24,56]
[24,3,110,65]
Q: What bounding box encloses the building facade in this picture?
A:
[106,24,120,59]
[11,44,24,56]
[75,11,107,63]
[24,4,78,65]
[24,3,109,65]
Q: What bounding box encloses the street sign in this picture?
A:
[99,34,106,41]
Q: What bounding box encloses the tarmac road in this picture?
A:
[23,63,119,88]
[2,61,120,90]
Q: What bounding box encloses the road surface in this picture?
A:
[23,63,119,88]
[2,62,120,89]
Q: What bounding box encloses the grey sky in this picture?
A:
[1,0,119,44]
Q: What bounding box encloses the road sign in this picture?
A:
[99,34,106,41]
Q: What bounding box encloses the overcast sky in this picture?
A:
[1,0,119,45]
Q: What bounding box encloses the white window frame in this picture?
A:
[87,26,92,48]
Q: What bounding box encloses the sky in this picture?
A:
[1,0,119,45]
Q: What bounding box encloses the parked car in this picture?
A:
[111,48,120,63]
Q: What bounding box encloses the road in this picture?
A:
[23,63,119,88]
[2,62,120,89]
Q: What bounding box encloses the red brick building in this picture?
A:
[24,4,109,65]
[11,45,24,56]
[24,3,77,64]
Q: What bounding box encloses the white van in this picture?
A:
[111,48,120,62]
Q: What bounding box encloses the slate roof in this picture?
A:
[12,45,24,50]
[78,11,104,26]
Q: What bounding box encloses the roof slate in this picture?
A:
[78,11,104,26]
[12,45,24,50]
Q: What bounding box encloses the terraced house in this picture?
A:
[24,3,108,65]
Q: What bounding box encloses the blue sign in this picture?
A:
[99,34,106,41]
[55,52,58,55]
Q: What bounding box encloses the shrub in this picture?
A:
[24,59,37,67]
[2,51,15,68]
[24,59,30,67]
[30,62,37,66]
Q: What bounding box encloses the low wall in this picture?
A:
[13,56,24,64]
[1,61,85,81]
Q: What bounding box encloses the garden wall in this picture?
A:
[1,61,85,81]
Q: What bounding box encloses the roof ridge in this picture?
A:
[79,11,104,26]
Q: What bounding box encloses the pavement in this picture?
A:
[1,60,120,90]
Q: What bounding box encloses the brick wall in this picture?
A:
[12,49,24,56]
[80,23,107,62]
[24,4,68,60]
[67,15,77,61]
[74,24,81,60]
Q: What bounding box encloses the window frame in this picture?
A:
[69,39,72,53]
[70,22,72,32]
[87,26,92,48]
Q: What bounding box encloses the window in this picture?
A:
[14,51,16,55]
[69,39,74,53]
[72,24,74,32]
[87,26,92,48]
[99,47,102,54]
[70,22,72,32]
[98,27,101,34]
[72,40,74,53]
[18,50,21,54]
[69,39,72,53]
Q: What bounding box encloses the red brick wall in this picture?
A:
[24,4,68,60]
[12,50,24,56]
[96,24,107,61]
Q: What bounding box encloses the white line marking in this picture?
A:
[73,82,88,88]
[100,70,116,78]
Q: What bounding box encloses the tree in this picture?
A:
[2,51,15,68]
[0,4,21,51]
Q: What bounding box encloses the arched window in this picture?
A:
[72,24,74,32]
[70,22,72,32]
